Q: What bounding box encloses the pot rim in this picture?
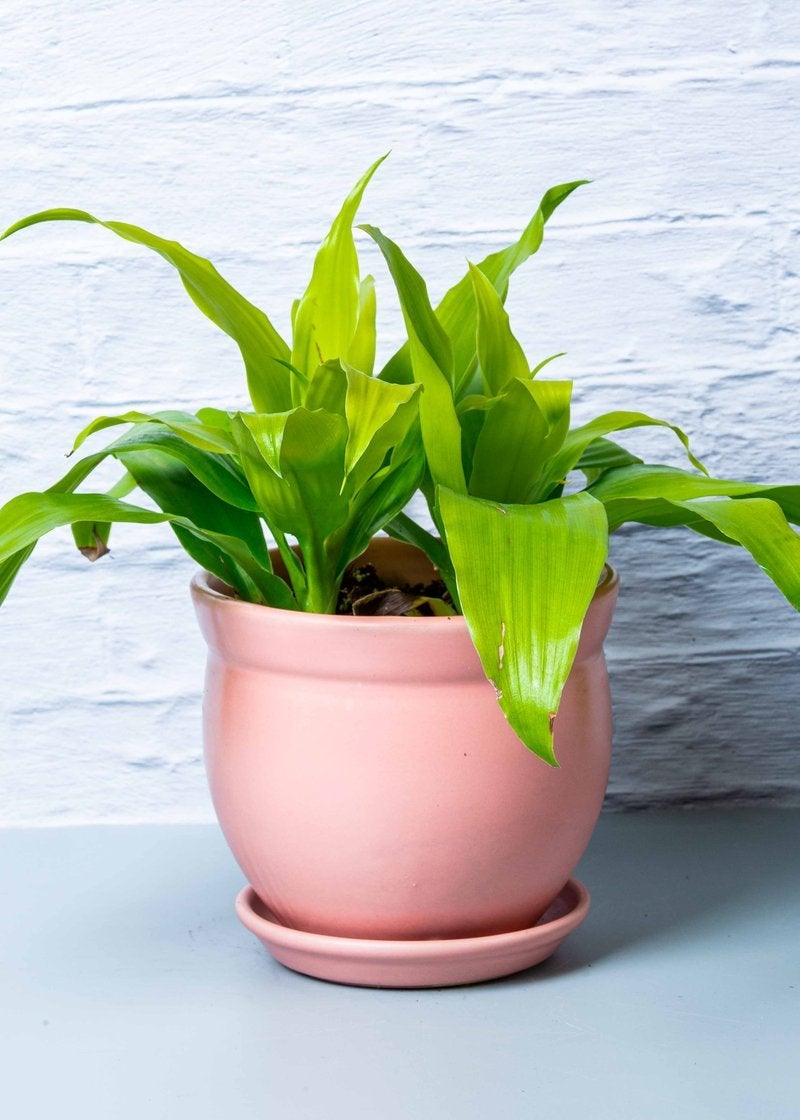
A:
[190,559,619,630]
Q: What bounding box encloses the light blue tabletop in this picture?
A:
[1,809,797,1119]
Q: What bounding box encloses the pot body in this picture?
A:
[192,539,618,940]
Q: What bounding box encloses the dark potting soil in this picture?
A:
[336,563,454,617]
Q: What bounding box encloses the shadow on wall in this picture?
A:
[606,653,800,809]
[601,525,800,809]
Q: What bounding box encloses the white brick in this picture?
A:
[1,0,799,823]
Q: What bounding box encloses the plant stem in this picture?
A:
[301,536,339,615]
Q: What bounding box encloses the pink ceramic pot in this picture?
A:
[192,538,618,941]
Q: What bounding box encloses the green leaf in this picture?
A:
[438,487,608,764]
[0,544,36,608]
[291,156,386,380]
[1,421,259,605]
[468,262,529,396]
[530,352,566,377]
[469,378,550,502]
[117,448,274,599]
[360,224,465,495]
[232,408,350,612]
[527,379,573,431]
[330,437,425,579]
[71,469,137,560]
[361,223,453,379]
[305,359,348,415]
[235,409,349,538]
[469,379,573,503]
[668,496,800,610]
[118,449,270,568]
[378,180,587,392]
[575,437,643,482]
[61,424,259,512]
[531,410,707,502]
[589,464,800,531]
[0,210,292,413]
[71,410,236,456]
[233,411,289,478]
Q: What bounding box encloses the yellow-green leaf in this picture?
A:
[360,223,464,495]
[378,180,588,392]
[291,156,386,380]
[347,275,377,375]
[468,262,530,396]
[0,210,292,413]
[342,364,420,484]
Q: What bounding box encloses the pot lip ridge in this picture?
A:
[190,562,619,629]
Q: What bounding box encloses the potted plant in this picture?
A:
[1,157,798,987]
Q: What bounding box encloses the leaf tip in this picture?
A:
[79,530,110,563]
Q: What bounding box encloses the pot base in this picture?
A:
[235,879,590,989]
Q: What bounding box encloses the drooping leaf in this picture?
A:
[71,469,137,559]
[1,422,260,606]
[530,410,707,502]
[118,449,271,568]
[0,490,295,608]
[0,211,292,413]
[71,410,236,456]
[291,156,386,380]
[589,464,800,531]
[60,424,259,512]
[0,544,36,608]
[438,487,608,764]
[668,496,800,610]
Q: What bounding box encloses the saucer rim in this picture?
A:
[235,877,590,957]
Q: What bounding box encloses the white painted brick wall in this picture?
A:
[1,1,799,824]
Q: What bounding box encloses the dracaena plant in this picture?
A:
[2,159,799,767]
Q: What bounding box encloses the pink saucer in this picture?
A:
[235,878,590,988]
